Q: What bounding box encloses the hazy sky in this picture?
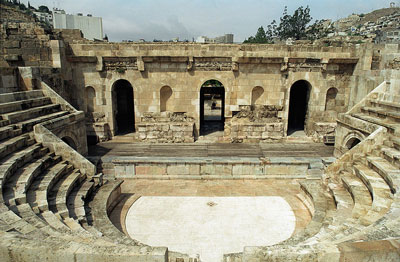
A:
[22,0,399,42]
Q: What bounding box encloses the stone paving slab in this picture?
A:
[126,196,296,262]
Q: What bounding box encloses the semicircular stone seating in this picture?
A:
[230,85,400,262]
[0,89,187,262]
[0,82,400,261]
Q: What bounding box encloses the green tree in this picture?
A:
[274,6,312,40]
[38,5,50,13]
[244,26,269,43]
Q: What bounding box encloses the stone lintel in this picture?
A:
[67,56,98,63]
[328,58,359,64]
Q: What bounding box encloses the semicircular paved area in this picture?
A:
[126,196,296,262]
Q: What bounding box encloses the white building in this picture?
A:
[196,34,234,44]
[52,9,103,40]
[33,11,53,24]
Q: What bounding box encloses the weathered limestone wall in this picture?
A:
[112,157,310,179]
[0,5,53,68]
[65,43,361,141]
[137,112,194,143]
[0,67,19,93]
[348,44,400,108]
[224,105,284,142]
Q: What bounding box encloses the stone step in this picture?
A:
[280,181,330,245]
[0,90,44,104]
[367,156,400,194]
[381,146,400,169]
[66,180,94,221]
[63,217,88,233]
[0,97,52,114]
[40,210,71,232]
[26,162,71,213]
[0,119,10,128]
[352,164,393,226]
[2,152,58,206]
[89,180,140,246]
[341,172,373,219]
[48,170,84,219]
[353,164,392,201]
[328,183,354,216]
[351,113,400,132]
[0,144,45,185]
[369,98,400,111]
[2,104,61,124]
[0,125,22,141]
[16,111,69,132]
[361,106,400,122]
[0,134,34,160]
[391,136,400,151]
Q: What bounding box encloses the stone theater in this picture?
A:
[0,3,399,262]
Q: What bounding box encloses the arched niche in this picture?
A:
[325,87,338,111]
[85,86,96,113]
[160,86,173,112]
[251,86,264,107]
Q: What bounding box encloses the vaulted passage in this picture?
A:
[113,80,135,134]
[288,80,311,135]
[200,80,225,136]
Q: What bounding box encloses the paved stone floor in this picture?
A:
[126,196,295,262]
[110,179,312,262]
[89,142,334,158]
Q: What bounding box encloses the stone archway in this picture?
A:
[200,80,225,135]
[287,80,311,135]
[346,137,361,149]
[112,79,135,135]
[62,136,77,150]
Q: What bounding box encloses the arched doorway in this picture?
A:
[62,136,77,150]
[346,137,361,150]
[112,80,135,134]
[200,80,225,135]
[287,80,311,135]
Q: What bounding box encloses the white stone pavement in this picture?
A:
[126,196,296,262]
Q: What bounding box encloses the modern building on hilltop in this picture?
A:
[196,33,234,43]
[52,8,103,40]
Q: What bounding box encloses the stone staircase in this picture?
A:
[226,82,400,261]
[0,88,191,261]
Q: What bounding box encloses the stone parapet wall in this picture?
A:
[34,123,95,176]
[112,157,310,179]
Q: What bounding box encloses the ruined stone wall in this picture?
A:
[0,5,53,68]
[137,112,194,143]
[65,43,362,141]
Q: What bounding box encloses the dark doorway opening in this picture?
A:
[113,80,135,135]
[87,135,98,146]
[346,137,361,150]
[62,136,77,150]
[200,80,225,136]
[288,80,311,136]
